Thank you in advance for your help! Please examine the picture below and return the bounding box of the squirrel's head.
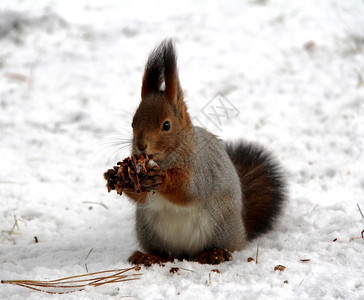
[132,40,193,163]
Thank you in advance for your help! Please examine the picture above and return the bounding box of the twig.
[298,278,305,287]
[82,201,108,210]
[350,229,364,242]
[1,267,142,294]
[350,236,363,242]
[84,248,93,273]
[6,215,26,236]
[357,203,364,219]
[311,204,319,213]
[85,248,94,260]
[179,267,195,272]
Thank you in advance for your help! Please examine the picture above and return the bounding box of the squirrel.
[119,39,286,266]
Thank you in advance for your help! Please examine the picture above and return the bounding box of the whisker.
[103,144,131,162]
[93,142,131,157]
[97,138,132,146]
[110,127,132,135]
[114,108,134,119]
[108,146,129,162]
[89,132,133,169]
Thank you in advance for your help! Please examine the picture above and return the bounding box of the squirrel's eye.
[162,121,171,131]
[131,122,134,128]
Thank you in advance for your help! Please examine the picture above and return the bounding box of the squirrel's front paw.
[141,167,165,191]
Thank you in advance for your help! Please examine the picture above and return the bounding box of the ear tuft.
[162,40,177,101]
[141,39,179,101]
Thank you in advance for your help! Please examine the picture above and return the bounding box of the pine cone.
[104,154,152,195]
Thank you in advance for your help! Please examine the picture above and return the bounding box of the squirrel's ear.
[141,45,163,99]
[141,39,181,102]
[162,40,179,102]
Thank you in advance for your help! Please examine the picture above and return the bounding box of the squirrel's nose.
[137,143,147,152]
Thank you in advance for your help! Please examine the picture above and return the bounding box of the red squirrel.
[119,40,286,266]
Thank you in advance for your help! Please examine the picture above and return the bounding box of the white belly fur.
[145,192,214,257]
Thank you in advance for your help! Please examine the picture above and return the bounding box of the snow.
[1,0,363,299]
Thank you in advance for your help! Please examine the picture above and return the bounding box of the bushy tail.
[225,141,286,240]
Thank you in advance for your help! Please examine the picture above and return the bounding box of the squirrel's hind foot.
[128,251,170,267]
[194,248,232,265]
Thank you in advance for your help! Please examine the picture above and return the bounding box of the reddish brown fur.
[158,168,192,206]
[130,40,194,208]
[132,93,192,163]
[123,191,148,204]
[164,66,176,101]
[141,77,150,100]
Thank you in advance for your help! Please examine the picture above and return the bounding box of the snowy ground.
[1,0,364,299]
